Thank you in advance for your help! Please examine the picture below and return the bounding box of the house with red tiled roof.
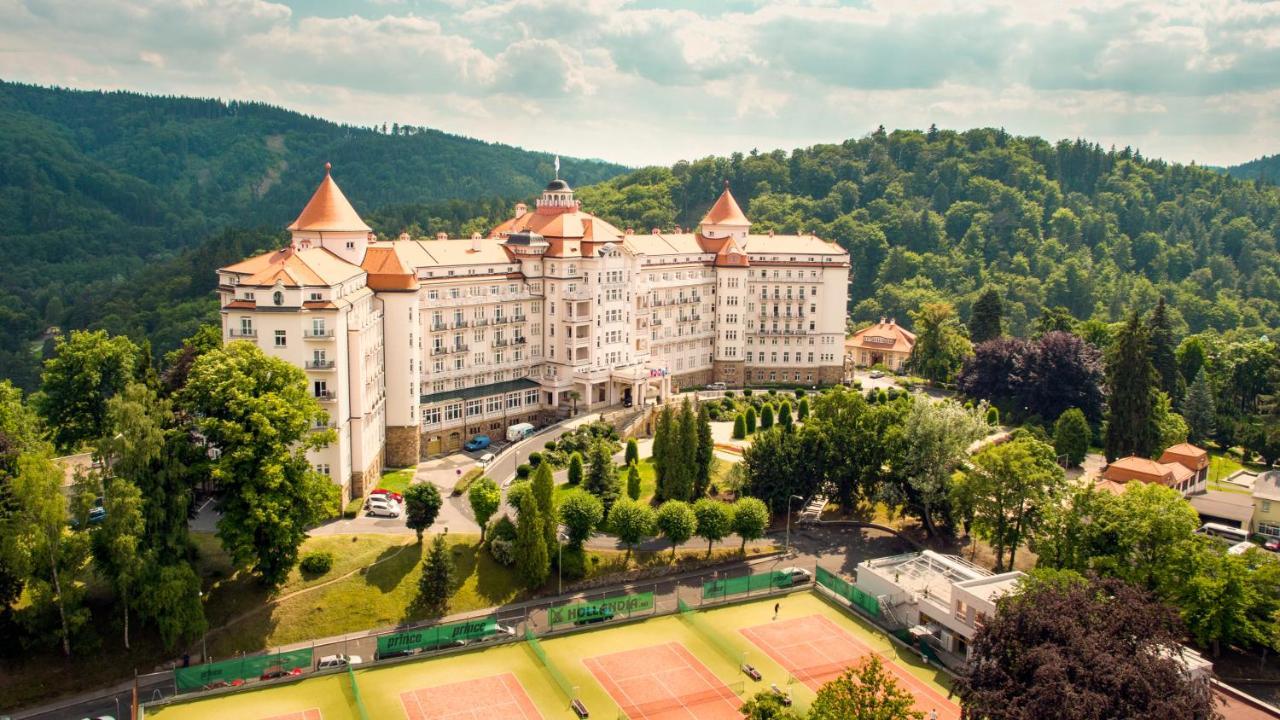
[1099,442,1209,497]
[845,318,916,374]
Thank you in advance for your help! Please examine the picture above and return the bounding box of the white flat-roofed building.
[218,167,850,497]
[854,550,1026,659]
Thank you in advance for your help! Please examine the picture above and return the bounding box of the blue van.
[464,435,491,451]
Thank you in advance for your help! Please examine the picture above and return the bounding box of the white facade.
[218,168,850,497]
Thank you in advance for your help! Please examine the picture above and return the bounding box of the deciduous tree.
[1053,408,1090,467]
[731,497,770,552]
[467,477,501,541]
[886,400,988,537]
[608,498,655,560]
[809,655,922,720]
[559,490,603,547]
[180,342,339,585]
[404,482,443,543]
[92,477,145,649]
[655,500,696,558]
[907,302,972,383]
[956,574,1216,720]
[36,330,141,451]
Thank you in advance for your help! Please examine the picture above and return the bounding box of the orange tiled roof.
[361,246,416,291]
[490,208,623,243]
[701,182,750,226]
[847,319,917,354]
[1105,456,1173,480]
[1159,443,1209,470]
[287,164,371,233]
[714,235,750,267]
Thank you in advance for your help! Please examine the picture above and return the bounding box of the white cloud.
[3,0,1279,166]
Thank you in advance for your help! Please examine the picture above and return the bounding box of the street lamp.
[556,528,569,595]
[785,495,804,555]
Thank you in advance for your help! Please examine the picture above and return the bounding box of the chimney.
[471,232,482,252]
[626,227,634,235]
[675,225,682,234]
[515,202,527,217]
[651,227,660,235]
[436,232,447,241]
[398,232,410,242]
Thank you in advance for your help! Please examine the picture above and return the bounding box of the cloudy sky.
[3,0,1279,167]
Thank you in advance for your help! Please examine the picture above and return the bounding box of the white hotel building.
[217,166,850,499]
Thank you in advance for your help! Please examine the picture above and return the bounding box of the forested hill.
[0,81,627,388]
[1226,153,1280,183]
[576,128,1280,339]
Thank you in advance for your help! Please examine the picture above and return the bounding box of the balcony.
[430,322,448,332]
[565,315,590,325]
[306,359,336,370]
[568,335,591,348]
[514,336,528,345]
[452,320,470,329]
[493,339,509,348]
[473,318,489,327]
[228,328,257,338]
[451,344,470,354]
[315,391,336,402]
[304,328,334,340]
[512,315,528,323]
[563,288,593,301]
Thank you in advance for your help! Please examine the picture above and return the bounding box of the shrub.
[299,551,334,576]
[720,397,735,410]
[515,463,532,479]
[724,390,735,398]
[795,388,806,399]
[451,467,483,496]
[567,452,585,485]
[486,514,517,545]
[528,451,543,467]
[745,407,758,433]
[489,538,516,566]
[559,545,588,581]
[544,440,557,451]
[743,389,753,397]
[732,415,747,440]
[986,406,1000,425]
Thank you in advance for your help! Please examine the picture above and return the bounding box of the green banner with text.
[376,616,499,657]
[547,591,654,628]
[174,648,313,692]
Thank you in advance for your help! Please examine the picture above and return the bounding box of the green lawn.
[553,456,732,508]
[376,466,416,494]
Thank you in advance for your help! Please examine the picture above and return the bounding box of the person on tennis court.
[773,602,780,620]
[929,709,938,720]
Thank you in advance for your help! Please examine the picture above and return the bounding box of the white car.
[778,567,813,585]
[365,498,401,518]
[478,452,495,467]
[317,654,363,669]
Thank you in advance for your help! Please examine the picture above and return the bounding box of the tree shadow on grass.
[365,541,423,594]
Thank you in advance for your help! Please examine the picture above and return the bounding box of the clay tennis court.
[398,673,543,720]
[584,642,742,720]
[260,712,321,720]
[741,614,960,720]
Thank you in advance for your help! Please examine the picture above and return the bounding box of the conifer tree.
[1105,311,1160,460]
[745,406,757,434]
[624,437,639,467]
[512,488,549,589]
[695,402,714,497]
[567,451,584,485]
[969,287,1004,344]
[626,461,642,500]
[652,405,674,499]
[797,397,809,421]
[1183,368,1216,445]
[415,534,454,615]
[584,440,620,511]
[778,401,793,431]
[669,397,698,500]
[733,414,747,439]
[531,462,557,558]
[761,403,775,430]
[1147,297,1182,399]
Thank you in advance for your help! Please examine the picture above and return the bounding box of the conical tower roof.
[287,163,371,233]
[700,181,750,227]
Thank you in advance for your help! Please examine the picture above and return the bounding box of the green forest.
[3,82,1279,395]
[0,81,627,388]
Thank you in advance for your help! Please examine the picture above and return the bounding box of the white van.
[506,422,535,442]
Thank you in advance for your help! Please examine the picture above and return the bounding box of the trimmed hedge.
[452,467,484,496]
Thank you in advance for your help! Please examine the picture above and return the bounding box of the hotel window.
[450,288,460,299]
[315,464,331,477]
[274,330,286,347]
[466,400,482,416]
[423,407,441,425]
[525,389,539,406]
[445,403,462,421]
[433,360,444,373]
[239,317,253,335]
[507,393,521,409]
[428,289,439,300]
[313,380,328,398]
[486,396,501,413]
[454,357,464,370]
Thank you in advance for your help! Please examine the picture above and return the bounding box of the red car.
[369,488,403,504]
[1264,538,1280,553]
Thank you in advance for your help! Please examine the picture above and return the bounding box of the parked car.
[369,488,403,504]
[777,567,813,585]
[259,665,295,680]
[317,654,363,669]
[574,607,615,626]
[869,370,885,379]
[478,452,495,467]
[464,434,491,451]
[707,382,727,391]
[365,498,401,518]
[1264,538,1280,552]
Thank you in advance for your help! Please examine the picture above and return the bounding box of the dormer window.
[309,292,322,301]
[273,291,284,306]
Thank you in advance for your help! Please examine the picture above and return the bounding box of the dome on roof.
[545,179,571,192]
